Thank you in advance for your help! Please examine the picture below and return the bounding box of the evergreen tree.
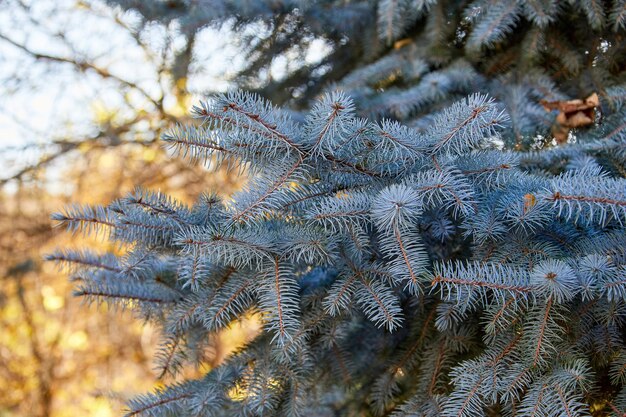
[52,1,626,416]
[106,0,626,149]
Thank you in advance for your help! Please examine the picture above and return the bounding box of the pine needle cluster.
[52,89,626,416]
[52,0,626,415]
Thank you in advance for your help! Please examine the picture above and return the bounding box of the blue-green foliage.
[54,0,626,415]
[51,88,626,416]
[106,0,626,151]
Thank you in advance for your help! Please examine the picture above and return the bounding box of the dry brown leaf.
[394,38,412,49]
[523,193,537,213]
[541,93,599,144]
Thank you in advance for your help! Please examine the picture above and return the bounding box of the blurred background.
[0,1,269,415]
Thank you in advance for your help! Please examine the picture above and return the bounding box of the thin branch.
[0,32,165,114]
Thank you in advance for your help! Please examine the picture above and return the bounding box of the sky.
[0,0,238,190]
[0,0,329,194]
[0,0,332,194]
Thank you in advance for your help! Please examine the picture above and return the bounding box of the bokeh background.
[0,1,296,415]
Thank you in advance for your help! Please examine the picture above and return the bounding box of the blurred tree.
[0,181,158,417]
[0,164,252,417]
[0,1,247,416]
[0,0,241,187]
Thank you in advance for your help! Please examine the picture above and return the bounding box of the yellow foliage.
[142,147,157,162]
[91,101,116,126]
[0,131,245,417]
[65,331,88,350]
[42,286,64,311]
